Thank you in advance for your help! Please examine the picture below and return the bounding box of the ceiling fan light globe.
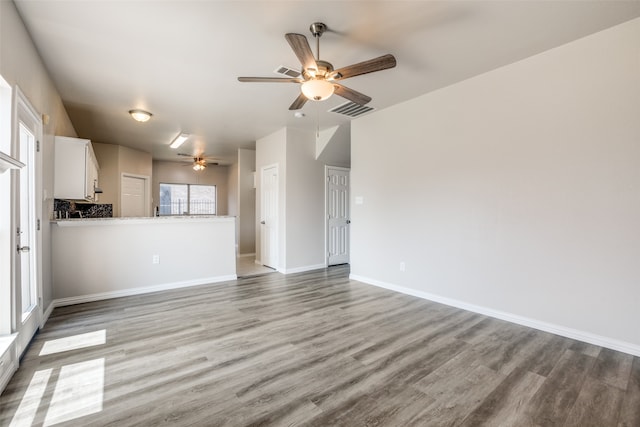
[301,79,334,101]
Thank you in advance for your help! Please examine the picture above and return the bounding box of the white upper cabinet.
[54,136,100,201]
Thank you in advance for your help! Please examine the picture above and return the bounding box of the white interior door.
[15,88,43,356]
[121,174,147,217]
[261,165,278,269]
[327,166,350,266]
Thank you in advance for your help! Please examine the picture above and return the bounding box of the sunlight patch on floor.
[39,330,106,356]
[9,368,52,427]
[43,358,104,426]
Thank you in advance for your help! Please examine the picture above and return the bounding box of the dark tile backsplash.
[54,199,113,219]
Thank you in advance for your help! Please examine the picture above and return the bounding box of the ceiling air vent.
[328,101,375,118]
[274,66,301,78]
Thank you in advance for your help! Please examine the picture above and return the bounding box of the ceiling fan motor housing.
[302,60,334,80]
[309,22,327,38]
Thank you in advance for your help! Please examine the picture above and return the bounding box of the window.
[159,183,216,215]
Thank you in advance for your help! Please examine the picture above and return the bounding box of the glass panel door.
[14,87,43,357]
[18,122,36,318]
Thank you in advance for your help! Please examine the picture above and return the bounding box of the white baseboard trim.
[52,275,238,308]
[238,253,256,258]
[350,274,640,358]
[282,264,327,275]
[41,301,55,328]
[254,259,262,265]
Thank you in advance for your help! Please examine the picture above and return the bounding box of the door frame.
[13,86,43,354]
[120,173,151,217]
[325,165,351,267]
[0,76,13,337]
[260,163,279,270]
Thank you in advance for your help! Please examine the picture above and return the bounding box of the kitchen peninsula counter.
[52,215,233,225]
[51,215,236,304]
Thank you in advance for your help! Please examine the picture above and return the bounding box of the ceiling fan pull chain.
[316,102,320,139]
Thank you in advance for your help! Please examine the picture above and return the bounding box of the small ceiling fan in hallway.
[238,22,397,110]
[177,152,219,171]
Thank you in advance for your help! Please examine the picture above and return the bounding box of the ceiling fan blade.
[333,84,372,105]
[178,153,217,159]
[330,54,397,80]
[238,77,302,83]
[289,92,308,110]
[285,33,318,73]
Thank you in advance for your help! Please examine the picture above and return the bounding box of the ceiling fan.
[238,22,397,110]
[177,153,219,171]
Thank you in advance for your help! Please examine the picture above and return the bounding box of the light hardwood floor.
[1,266,639,426]
[236,256,276,278]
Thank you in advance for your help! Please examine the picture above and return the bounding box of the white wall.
[237,148,256,255]
[285,128,325,271]
[351,18,640,354]
[316,123,351,168]
[52,217,236,301]
[1,1,77,310]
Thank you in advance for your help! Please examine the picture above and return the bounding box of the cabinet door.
[54,137,88,199]
[84,145,92,200]
[86,149,99,202]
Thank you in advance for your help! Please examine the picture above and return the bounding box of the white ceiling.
[13,1,640,164]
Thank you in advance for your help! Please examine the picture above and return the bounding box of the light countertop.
[52,215,235,227]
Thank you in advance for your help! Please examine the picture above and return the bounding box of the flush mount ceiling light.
[169,133,190,149]
[128,109,152,122]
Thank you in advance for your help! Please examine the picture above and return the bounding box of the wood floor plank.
[563,379,624,427]
[515,333,572,377]
[459,367,546,426]
[619,357,640,427]
[590,347,634,390]
[569,339,602,358]
[525,349,597,426]
[409,364,505,426]
[1,265,639,426]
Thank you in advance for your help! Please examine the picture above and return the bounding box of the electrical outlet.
[400,262,406,272]
[152,255,160,264]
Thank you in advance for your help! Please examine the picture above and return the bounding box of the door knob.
[17,245,30,253]
[260,221,266,224]
[346,220,351,224]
